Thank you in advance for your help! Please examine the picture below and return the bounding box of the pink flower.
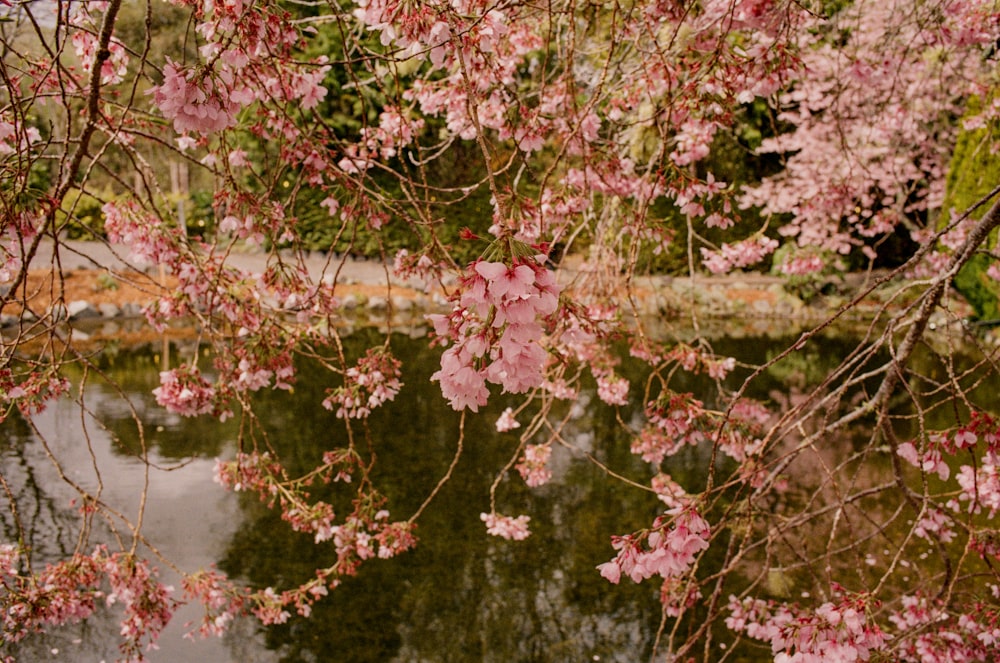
[323,349,403,419]
[153,366,216,417]
[596,372,629,405]
[598,507,710,586]
[0,543,19,577]
[597,560,621,584]
[149,61,239,134]
[430,257,561,411]
[515,444,553,487]
[431,346,490,412]
[480,512,531,540]
[495,407,521,432]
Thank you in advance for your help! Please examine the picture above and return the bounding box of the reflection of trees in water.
[80,342,234,460]
[723,329,1000,643]
[7,328,997,661]
[219,333,670,662]
[1,406,134,662]
[0,411,82,561]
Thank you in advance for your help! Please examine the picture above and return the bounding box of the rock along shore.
[1,240,940,332]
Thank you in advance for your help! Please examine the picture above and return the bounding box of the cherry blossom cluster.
[0,369,70,422]
[480,512,532,541]
[152,365,218,417]
[494,407,521,432]
[206,448,420,628]
[740,0,1000,262]
[103,554,178,658]
[700,236,780,275]
[665,343,738,381]
[213,451,414,560]
[552,307,629,406]
[596,506,710,586]
[0,545,17,578]
[0,117,41,157]
[69,4,128,86]
[716,399,772,464]
[338,108,425,174]
[957,452,1000,517]
[1,546,101,645]
[150,59,243,134]
[651,474,691,509]
[726,588,886,662]
[148,0,329,135]
[895,412,1000,518]
[322,348,403,420]
[913,508,956,543]
[392,249,439,289]
[184,537,409,634]
[896,437,952,482]
[515,444,553,488]
[104,198,321,415]
[0,215,27,285]
[0,545,177,661]
[181,569,248,639]
[632,392,709,464]
[888,594,1000,661]
[102,201,181,268]
[777,250,830,277]
[428,256,561,412]
[659,576,702,617]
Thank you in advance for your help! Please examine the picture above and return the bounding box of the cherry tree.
[2,0,1000,660]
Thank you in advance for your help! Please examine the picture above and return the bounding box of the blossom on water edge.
[515,444,553,487]
[153,366,216,417]
[495,407,520,432]
[480,512,531,540]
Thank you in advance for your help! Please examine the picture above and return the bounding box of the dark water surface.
[2,326,991,662]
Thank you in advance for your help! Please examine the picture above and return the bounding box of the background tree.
[2,0,1000,661]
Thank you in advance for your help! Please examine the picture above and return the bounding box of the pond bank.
[1,240,970,329]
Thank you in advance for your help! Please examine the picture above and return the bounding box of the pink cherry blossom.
[153,366,217,417]
[481,512,531,540]
[430,255,561,410]
[149,61,239,134]
[495,407,520,432]
[515,444,553,487]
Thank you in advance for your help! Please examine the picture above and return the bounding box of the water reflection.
[3,327,996,661]
[219,331,667,662]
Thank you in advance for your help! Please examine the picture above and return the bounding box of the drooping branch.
[870,186,1000,416]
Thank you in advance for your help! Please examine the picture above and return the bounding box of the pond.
[1,324,993,662]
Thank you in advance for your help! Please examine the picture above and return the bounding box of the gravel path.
[32,239,403,287]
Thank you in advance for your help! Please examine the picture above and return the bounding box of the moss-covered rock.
[940,96,1000,321]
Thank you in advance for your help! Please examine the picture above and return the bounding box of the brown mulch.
[3,268,429,317]
[2,268,174,315]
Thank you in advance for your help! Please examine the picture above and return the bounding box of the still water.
[0,325,982,662]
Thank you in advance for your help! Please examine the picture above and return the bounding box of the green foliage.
[186,190,216,237]
[954,253,1000,321]
[57,188,109,239]
[95,272,119,292]
[291,140,497,263]
[940,96,1000,321]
